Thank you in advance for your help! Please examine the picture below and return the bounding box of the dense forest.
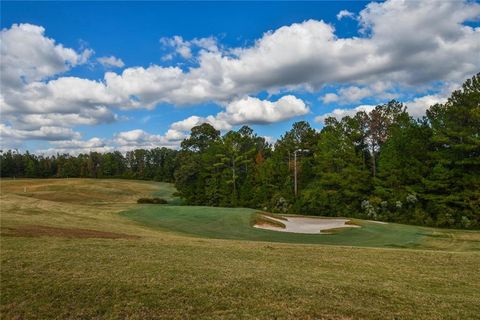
[0,147,178,182]
[2,74,479,229]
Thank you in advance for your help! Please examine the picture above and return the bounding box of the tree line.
[0,148,177,182]
[1,74,479,228]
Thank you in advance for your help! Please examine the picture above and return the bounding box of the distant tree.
[181,123,220,152]
[366,100,407,177]
[175,123,221,204]
[375,117,432,223]
[300,117,370,216]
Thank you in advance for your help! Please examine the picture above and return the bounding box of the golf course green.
[122,204,480,251]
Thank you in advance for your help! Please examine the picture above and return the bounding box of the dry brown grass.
[0,179,171,237]
[0,178,160,204]
[1,178,479,320]
[2,225,140,239]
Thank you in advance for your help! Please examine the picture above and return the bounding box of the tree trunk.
[371,146,376,178]
[232,158,237,200]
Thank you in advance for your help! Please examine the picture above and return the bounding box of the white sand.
[254,215,360,234]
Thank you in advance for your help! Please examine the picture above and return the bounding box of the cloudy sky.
[1,1,479,154]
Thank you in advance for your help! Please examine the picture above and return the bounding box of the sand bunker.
[254,215,360,234]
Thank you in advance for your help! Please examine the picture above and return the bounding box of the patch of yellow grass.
[0,178,161,204]
[0,179,173,238]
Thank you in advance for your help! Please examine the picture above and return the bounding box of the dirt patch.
[254,215,286,229]
[257,211,288,221]
[2,225,140,239]
[345,220,362,226]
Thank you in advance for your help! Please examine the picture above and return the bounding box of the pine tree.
[424,73,480,227]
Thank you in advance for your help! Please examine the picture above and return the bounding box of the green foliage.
[422,74,480,228]
[172,75,479,229]
[299,116,371,216]
[2,74,479,229]
[174,124,271,207]
[0,147,177,182]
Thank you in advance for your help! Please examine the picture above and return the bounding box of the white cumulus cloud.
[337,10,355,20]
[315,105,375,123]
[216,95,309,125]
[2,0,480,153]
[0,123,81,141]
[1,23,92,89]
[170,95,309,132]
[160,35,219,60]
[35,0,478,110]
[321,82,398,105]
[97,55,125,68]
[113,129,186,149]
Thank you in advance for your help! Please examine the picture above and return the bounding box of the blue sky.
[1,1,479,154]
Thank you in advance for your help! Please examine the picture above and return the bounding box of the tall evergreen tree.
[424,73,480,227]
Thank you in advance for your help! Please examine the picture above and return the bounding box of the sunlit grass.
[1,178,479,319]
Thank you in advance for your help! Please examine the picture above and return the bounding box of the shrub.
[272,195,289,213]
[406,194,418,204]
[137,197,168,204]
[361,200,377,219]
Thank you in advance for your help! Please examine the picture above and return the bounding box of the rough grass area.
[2,225,140,239]
[1,178,480,319]
[0,178,167,205]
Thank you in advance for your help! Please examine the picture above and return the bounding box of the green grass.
[1,179,480,319]
[122,205,480,251]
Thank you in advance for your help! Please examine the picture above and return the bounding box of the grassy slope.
[1,179,480,320]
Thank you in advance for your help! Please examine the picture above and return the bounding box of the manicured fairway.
[1,179,479,319]
[123,205,480,251]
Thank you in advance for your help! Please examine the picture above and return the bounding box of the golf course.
[1,178,479,319]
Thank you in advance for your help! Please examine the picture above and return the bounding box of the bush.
[270,194,289,213]
[137,197,168,204]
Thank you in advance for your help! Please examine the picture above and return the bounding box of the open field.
[1,179,480,319]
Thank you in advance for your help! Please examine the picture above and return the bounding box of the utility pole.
[294,150,298,197]
[293,149,309,198]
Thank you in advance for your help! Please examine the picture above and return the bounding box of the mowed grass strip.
[1,179,480,319]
